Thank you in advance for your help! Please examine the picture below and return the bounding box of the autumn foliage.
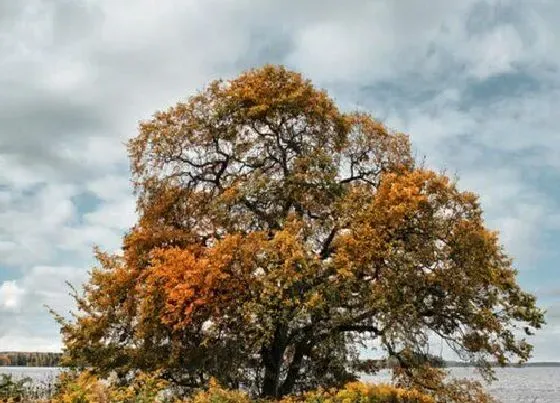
[56,65,544,400]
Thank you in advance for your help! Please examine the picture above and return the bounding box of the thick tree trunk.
[262,362,281,398]
[278,341,308,397]
[261,325,288,398]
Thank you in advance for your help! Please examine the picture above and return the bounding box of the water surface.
[364,367,559,403]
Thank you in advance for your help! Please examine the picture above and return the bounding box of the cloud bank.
[0,0,558,360]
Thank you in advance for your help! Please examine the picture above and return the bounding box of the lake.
[365,368,559,403]
[1,367,558,402]
[0,366,61,382]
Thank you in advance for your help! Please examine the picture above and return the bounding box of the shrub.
[280,382,434,403]
[186,378,252,403]
[51,372,489,403]
[108,370,169,403]
[184,380,433,403]
[53,370,170,403]
[0,373,32,401]
[54,371,110,403]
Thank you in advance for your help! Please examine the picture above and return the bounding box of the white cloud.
[0,154,52,190]
[83,198,136,231]
[21,265,88,313]
[56,136,129,169]
[0,265,89,348]
[0,334,62,352]
[86,175,131,201]
[286,1,479,83]
[466,24,525,80]
[0,0,558,360]
[0,184,78,266]
[0,281,24,310]
[41,58,90,93]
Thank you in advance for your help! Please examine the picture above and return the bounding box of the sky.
[0,0,559,360]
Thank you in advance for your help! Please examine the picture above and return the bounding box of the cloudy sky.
[0,0,559,360]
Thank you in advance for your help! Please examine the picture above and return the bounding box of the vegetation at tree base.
[0,373,31,400]
[0,352,61,367]
[53,65,544,401]
[187,378,439,402]
[0,369,500,402]
[7,371,489,402]
[51,370,170,403]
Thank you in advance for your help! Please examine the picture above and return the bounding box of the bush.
[53,370,170,403]
[51,372,489,403]
[54,371,110,403]
[184,380,433,403]
[0,373,32,401]
[186,378,252,403]
[108,371,170,403]
[280,382,434,403]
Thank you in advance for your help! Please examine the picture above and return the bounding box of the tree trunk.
[261,325,288,398]
[278,341,308,397]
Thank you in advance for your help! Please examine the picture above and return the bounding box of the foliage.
[281,381,434,403]
[55,64,545,399]
[186,378,252,403]
[14,373,435,403]
[185,380,434,403]
[54,371,110,403]
[0,373,31,401]
[53,370,170,403]
[109,370,170,403]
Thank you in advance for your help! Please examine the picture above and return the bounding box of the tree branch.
[319,227,337,259]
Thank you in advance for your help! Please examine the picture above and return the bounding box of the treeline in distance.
[0,352,61,367]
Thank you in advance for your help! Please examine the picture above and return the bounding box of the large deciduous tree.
[57,65,544,399]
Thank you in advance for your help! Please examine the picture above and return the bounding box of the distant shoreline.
[445,362,560,368]
[0,365,62,368]
[0,352,61,368]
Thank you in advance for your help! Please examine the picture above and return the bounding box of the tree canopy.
[57,65,544,399]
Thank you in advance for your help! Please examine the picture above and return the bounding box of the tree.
[56,65,544,399]
[0,355,10,366]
